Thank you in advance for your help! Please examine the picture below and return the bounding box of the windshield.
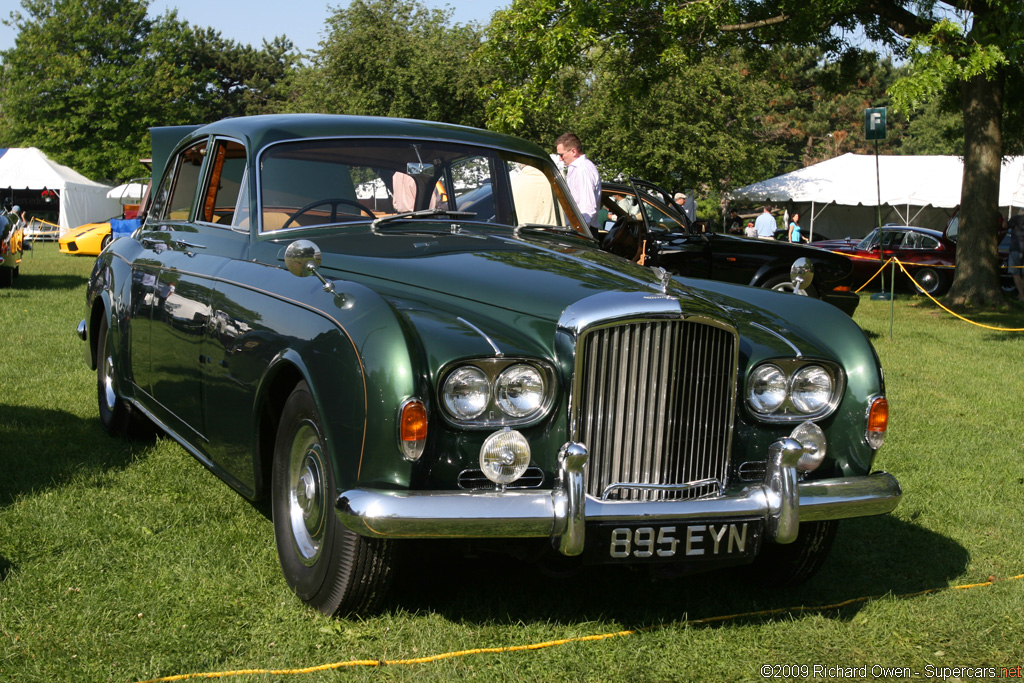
[258,139,580,233]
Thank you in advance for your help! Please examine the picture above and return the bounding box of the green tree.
[484,0,1024,306]
[0,0,300,183]
[294,0,490,127]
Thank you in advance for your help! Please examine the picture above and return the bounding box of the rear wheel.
[272,381,393,615]
[747,520,837,587]
[0,268,12,287]
[97,316,133,435]
[911,267,946,296]
[101,233,112,251]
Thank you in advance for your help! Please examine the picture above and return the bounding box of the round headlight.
[790,366,833,414]
[494,364,545,418]
[479,429,531,485]
[790,420,827,471]
[749,364,787,413]
[443,366,490,419]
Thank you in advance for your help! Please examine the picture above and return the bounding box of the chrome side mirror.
[789,257,814,295]
[285,240,335,293]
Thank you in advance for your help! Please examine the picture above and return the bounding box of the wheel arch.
[252,354,316,503]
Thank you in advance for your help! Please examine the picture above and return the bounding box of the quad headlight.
[746,361,843,422]
[440,359,555,426]
[443,366,490,420]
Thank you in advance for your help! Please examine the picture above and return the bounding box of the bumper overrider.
[336,438,902,556]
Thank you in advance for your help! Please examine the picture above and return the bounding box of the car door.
[134,137,249,448]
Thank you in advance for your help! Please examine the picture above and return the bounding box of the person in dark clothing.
[1009,211,1024,301]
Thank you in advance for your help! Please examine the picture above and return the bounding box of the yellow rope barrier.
[891,259,1024,331]
[824,251,1024,332]
[134,572,1024,682]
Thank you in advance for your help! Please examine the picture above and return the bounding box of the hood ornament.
[651,266,671,294]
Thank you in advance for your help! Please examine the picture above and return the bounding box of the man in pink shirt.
[555,132,601,235]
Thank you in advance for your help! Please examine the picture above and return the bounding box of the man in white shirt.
[754,205,778,240]
[555,132,601,235]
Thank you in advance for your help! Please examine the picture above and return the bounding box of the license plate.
[590,519,762,564]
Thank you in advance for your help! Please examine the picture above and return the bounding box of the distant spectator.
[726,209,743,234]
[754,205,777,240]
[744,220,758,238]
[787,212,802,243]
[1009,210,1024,301]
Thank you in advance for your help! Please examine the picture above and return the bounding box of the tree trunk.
[946,68,1004,307]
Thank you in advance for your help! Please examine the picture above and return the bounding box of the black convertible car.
[599,180,860,316]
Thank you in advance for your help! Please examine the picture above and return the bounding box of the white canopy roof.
[0,147,121,231]
[731,153,1024,211]
[106,182,147,201]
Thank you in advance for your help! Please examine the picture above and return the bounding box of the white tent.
[0,147,121,232]
[730,153,1024,240]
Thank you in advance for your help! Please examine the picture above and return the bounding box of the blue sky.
[0,0,510,54]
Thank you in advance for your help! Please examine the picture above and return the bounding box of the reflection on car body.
[80,114,900,615]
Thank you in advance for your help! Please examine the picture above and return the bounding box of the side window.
[197,139,246,226]
[160,141,207,221]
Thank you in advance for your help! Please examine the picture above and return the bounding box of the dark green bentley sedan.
[80,114,900,615]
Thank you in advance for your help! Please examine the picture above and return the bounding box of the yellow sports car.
[59,219,113,255]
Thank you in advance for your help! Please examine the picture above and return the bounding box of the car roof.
[173,114,549,161]
[877,224,944,238]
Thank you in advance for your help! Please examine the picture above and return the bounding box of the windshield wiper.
[371,208,477,230]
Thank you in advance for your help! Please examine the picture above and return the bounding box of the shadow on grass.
[385,513,966,630]
[0,403,145,509]
[0,555,13,582]
[5,273,88,291]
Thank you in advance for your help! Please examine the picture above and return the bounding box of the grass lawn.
[2,243,1023,682]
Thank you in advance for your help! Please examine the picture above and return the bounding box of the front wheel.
[746,520,837,587]
[272,381,393,615]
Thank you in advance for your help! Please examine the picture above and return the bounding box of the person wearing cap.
[674,191,697,223]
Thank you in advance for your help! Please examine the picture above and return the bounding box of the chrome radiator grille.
[573,318,737,501]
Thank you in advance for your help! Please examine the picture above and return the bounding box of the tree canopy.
[291,0,490,128]
[0,0,299,182]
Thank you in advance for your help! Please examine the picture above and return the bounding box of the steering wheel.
[281,198,374,229]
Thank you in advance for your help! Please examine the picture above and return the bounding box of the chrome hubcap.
[288,422,326,565]
[103,355,117,411]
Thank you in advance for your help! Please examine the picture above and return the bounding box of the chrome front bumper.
[335,439,902,556]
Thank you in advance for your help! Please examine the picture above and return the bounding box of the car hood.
[293,226,730,324]
[63,222,109,239]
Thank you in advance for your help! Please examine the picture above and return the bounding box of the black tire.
[101,233,112,251]
[747,520,837,587]
[910,267,946,296]
[0,267,12,288]
[762,273,819,299]
[272,381,393,615]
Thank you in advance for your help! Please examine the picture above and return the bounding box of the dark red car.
[812,224,957,295]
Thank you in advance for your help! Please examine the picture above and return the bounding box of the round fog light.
[479,429,530,485]
[790,421,827,472]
